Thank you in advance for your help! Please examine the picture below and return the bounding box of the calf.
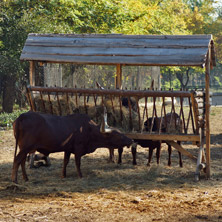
[27,152,51,168]
[12,111,133,183]
[142,114,183,167]
[117,114,183,167]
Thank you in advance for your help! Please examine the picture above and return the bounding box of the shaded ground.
[0,107,222,222]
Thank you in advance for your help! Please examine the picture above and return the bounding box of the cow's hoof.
[133,161,137,165]
[61,173,66,178]
[12,180,18,184]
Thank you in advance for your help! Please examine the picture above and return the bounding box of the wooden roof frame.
[20,33,216,179]
[21,33,216,67]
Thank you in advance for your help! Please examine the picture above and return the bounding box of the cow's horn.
[100,107,112,133]
[100,117,105,132]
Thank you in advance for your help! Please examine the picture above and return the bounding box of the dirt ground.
[0,107,222,222]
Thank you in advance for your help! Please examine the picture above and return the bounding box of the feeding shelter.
[20,33,216,180]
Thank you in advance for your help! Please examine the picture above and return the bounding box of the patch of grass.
[0,109,28,128]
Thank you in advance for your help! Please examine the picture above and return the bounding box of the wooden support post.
[166,140,197,161]
[29,61,35,86]
[205,50,211,179]
[116,64,122,89]
[195,124,205,181]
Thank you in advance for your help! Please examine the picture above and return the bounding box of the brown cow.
[12,111,133,183]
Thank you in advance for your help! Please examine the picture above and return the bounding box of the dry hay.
[0,107,222,221]
[104,97,142,132]
[34,95,143,132]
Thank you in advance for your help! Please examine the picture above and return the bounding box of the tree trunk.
[2,74,16,113]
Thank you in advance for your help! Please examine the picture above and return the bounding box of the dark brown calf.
[117,114,183,167]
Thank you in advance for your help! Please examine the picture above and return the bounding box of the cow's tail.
[13,119,20,163]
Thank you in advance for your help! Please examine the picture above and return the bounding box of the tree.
[0,0,128,112]
[0,1,33,112]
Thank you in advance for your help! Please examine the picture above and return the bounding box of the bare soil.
[0,107,222,222]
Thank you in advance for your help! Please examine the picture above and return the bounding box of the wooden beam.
[166,140,197,161]
[125,133,200,142]
[116,64,122,89]
[20,54,206,67]
[29,61,35,86]
[27,85,192,98]
[205,50,211,179]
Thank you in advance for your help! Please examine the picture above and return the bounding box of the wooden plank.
[20,54,206,66]
[125,133,200,142]
[25,38,211,49]
[26,35,209,42]
[22,45,208,57]
[28,33,212,39]
[27,85,192,98]
[166,140,197,161]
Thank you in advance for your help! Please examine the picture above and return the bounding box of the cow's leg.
[117,147,123,164]
[62,152,71,178]
[147,148,154,166]
[131,144,137,165]
[177,141,183,167]
[29,153,35,169]
[108,148,115,163]
[168,144,172,166]
[21,155,28,181]
[156,145,161,165]
[12,149,30,183]
[75,155,82,178]
[41,154,51,167]
[45,155,51,167]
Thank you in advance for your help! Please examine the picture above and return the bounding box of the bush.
[0,109,28,129]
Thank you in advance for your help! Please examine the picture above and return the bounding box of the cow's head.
[144,117,159,132]
[102,130,133,149]
[100,107,133,148]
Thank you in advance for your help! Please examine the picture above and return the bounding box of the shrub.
[0,109,28,129]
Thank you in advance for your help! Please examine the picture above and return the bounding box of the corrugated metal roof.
[20,33,216,67]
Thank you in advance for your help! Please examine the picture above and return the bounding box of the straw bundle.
[33,94,142,132]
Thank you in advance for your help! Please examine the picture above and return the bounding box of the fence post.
[205,49,211,179]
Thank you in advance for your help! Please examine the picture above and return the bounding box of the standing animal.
[143,114,183,167]
[117,114,183,167]
[12,111,133,183]
[96,81,137,162]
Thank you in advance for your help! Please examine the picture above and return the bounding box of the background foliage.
[0,0,222,112]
